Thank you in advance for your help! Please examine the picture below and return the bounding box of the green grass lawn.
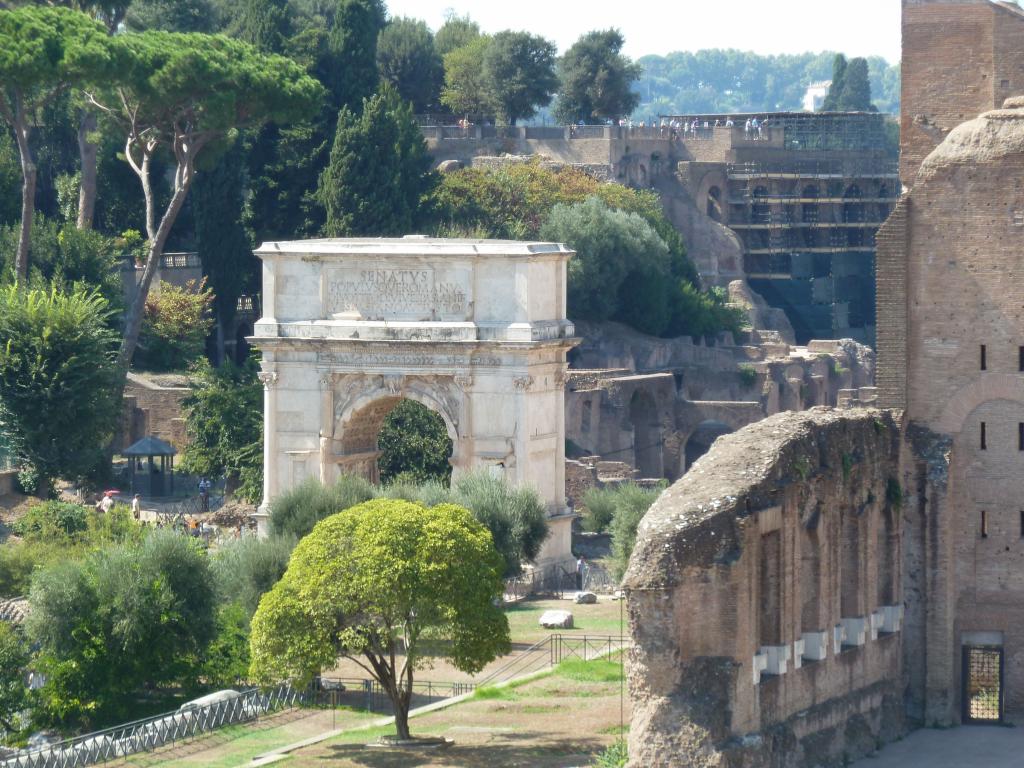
[283,656,629,767]
[504,598,627,644]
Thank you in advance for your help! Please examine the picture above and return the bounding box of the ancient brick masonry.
[900,0,1024,183]
[878,91,1024,723]
[624,409,910,767]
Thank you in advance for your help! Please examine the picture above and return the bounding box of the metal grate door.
[962,645,1004,723]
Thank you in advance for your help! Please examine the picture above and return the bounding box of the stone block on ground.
[539,610,574,629]
[574,591,598,604]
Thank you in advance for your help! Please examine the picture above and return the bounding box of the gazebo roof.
[123,435,177,457]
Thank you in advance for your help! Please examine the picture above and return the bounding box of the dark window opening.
[981,344,987,371]
[1019,511,1023,538]
[981,422,987,450]
[1019,346,1023,372]
[982,510,989,538]
[1019,423,1023,451]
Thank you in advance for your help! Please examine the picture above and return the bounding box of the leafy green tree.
[0,6,112,282]
[0,622,28,736]
[243,0,385,243]
[85,31,322,375]
[0,285,119,495]
[134,279,214,372]
[634,50,898,117]
[27,530,217,729]
[822,53,847,111]
[318,86,435,236]
[837,57,874,112]
[227,0,291,52]
[483,31,557,125]
[0,215,125,310]
[540,196,669,326]
[554,29,641,124]
[440,36,494,120]
[433,11,479,57]
[192,144,257,364]
[125,0,220,32]
[291,0,385,111]
[376,17,443,113]
[180,358,264,502]
[250,499,510,740]
[378,400,452,486]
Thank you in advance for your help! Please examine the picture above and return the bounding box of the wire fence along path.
[0,684,302,768]
[0,634,627,768]
[474,633,627,689]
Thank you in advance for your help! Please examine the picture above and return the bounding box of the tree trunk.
[77,111,98,230]
[392,691,412,740]
[12,116,35,284]
[119,181,191,370]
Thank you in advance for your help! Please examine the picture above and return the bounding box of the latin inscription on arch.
[327,266,468,320]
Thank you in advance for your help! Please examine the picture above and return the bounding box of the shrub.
[594,739,628,768]
[0,540,70,599]
[608,483,664,581]
[211,534,296,617]
[581,487,617,533]
[451,471,548,577]
[269,475,375,539]
[738,365,758,388]
[12,501,88,540]
[133,279,214,372]
[28,530,217,730]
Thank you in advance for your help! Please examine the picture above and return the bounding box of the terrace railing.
[0,683,302,768]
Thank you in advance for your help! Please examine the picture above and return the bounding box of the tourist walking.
[575,555,587,590]
[131,493,141,520]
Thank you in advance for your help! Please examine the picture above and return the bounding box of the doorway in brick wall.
[962,645,1004,723]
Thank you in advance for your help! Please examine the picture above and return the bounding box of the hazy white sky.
[383,0,902,64]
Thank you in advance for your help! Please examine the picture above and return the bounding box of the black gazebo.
[124,436,176,497]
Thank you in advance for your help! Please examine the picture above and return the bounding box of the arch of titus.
[250,236,578,566]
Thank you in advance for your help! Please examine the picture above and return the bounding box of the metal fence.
[474,633,626,689]
[313,677,476,715]
[0,684,302,768]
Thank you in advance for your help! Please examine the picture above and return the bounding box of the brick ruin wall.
[115,376,190,453]
[623,409,913,767]
[900,0,1024,183]
[885,96,1024,723]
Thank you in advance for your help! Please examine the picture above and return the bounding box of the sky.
[382,0,902,64]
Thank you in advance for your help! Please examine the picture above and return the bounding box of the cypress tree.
[230,0,291,54]
[193,144,258,364]
[317,87,435,237]
[821,54,847,111]
[837,57,874,111]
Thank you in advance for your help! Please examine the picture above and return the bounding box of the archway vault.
[251,236,579,567]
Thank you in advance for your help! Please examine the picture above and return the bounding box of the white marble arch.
[250,236,579,567]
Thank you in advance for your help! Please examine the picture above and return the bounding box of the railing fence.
[0,683,301,768]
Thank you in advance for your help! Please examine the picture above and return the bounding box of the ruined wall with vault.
[624,408,908,768]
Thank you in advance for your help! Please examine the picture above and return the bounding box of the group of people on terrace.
[568,115,773,141]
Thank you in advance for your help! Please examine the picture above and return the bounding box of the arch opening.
[707,185,723,221]
[339,396,454,487]
[630,390,663,479]
[684,420,732,471]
